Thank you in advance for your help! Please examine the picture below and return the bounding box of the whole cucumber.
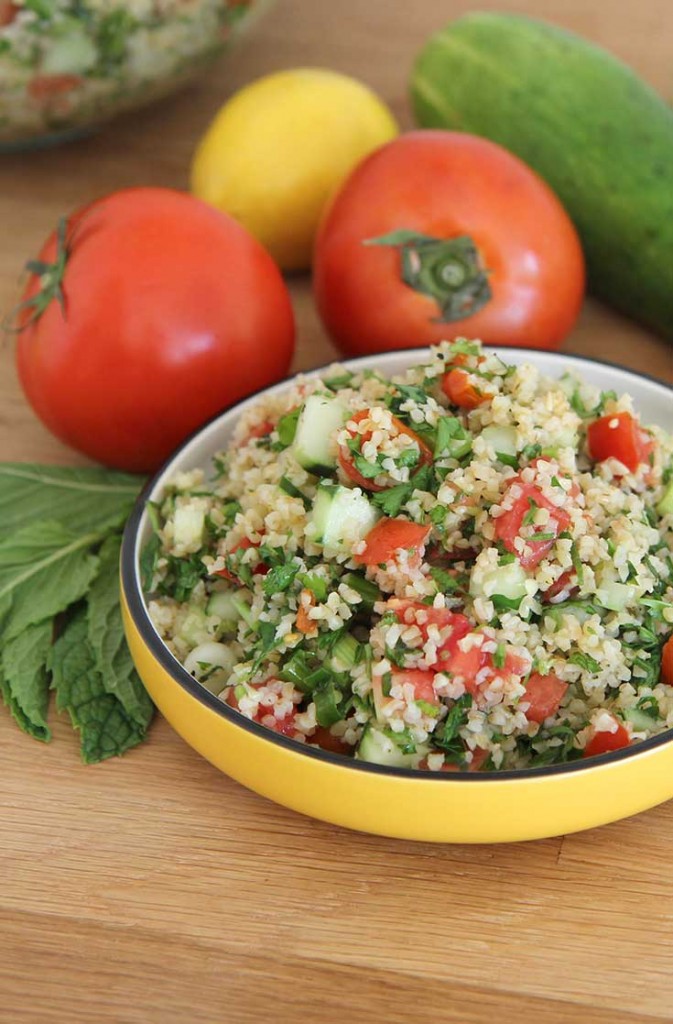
[411,13,673,340]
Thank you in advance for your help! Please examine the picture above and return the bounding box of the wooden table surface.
[2,2,673,1021]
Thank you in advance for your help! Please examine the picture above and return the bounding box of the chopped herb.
[636,695,660,718]
[429,566,460,594]
[298,573,328,602]
[371,464,432,517]
[433,694,472,754]
[324,371,354,391]
[353,454,385,480]
[395,447,420,469]
[221,500,241,526]
[381,672,392,697]
[262,561,299,597]
[314,681,343,727]
[570,541,585,586]
[493,643,506,669]
[249,620,279,676]
[434,416,472,460]
[276,407,301,448]
[384,726,417,755]
[492,594,523,614]
[521,443,542,461]
[279,476,310,508]
[569,651,601,673]
[522,498,539,527]
[416,699,440,717]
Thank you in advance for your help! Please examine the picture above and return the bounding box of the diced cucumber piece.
[355,725,429,767]
[308,484,380,550]
[329,632,361,672]
[42,26,98,75]
[657,480,673,517]
[232,591,256,628]
[177,608,211,648]
[472,560,527,602]
[481,425,518,463]
[206,590,239,631]
[622,706,658,731]
[183,641,237,692]
[172,504,205,551]
[292,394,347,475]
[596,580,637,612]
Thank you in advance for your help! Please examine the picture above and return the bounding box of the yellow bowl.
[121,348,673,843]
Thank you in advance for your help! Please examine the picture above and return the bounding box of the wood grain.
[1,2,673,1022]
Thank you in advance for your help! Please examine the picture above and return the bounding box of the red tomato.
[245,419,275,442]
[583,716,631,759]
[587,412,654,474]
[391,669,440,705]
[0,1,18,25]
[494,482,570,570]
[214,537,267,583]
[339,409,432,491]
[314,131,584,355]
[15,189,295,472]
[441,368,492,409]
[661,636,673,686]
[355,518,431,566]
[543,571,579,604]
[28,74,82,100]
[522,673,568,724]
[308,727,352,756]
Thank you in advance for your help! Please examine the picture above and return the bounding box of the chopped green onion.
[279,476,310,508]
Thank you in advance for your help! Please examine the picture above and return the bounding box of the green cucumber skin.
[411,13,673,340]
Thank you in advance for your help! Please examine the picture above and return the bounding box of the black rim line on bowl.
[121,347,673,781]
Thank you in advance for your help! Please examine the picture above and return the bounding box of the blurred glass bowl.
[0,0,271,151]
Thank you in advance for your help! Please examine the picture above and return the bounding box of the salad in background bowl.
[0,0,270,150]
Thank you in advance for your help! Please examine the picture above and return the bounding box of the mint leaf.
[87,536,154,732]
[49,610,147,764]
[0,521,100,641]
[0,463,141,535]
[0,620,52,741]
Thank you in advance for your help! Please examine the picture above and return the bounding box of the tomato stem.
[364,229,492,322]
[3,217,69,333]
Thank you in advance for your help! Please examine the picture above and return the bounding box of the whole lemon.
[190,68,398,270]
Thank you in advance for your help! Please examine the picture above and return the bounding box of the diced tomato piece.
[427,541,478,565]
[261,710,299,737]
[543,570,579,604]
[587,412,654,474]
[522,673,568,723]
[245,418,274,441]
[214,536,268,583]
[28,74,82,101]
[355,517,431,566]
[441,368,492,410]
[391,668,439,705]
[494,481,570,570]
[0,1,18,25]
[308,727,351,756]
[583,715,630,758]
[296,589,317,634]
[339,409,432,491]
[661,636,673,686]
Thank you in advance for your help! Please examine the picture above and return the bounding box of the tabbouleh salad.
[144,340,673,772]
[0,0,256,145]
